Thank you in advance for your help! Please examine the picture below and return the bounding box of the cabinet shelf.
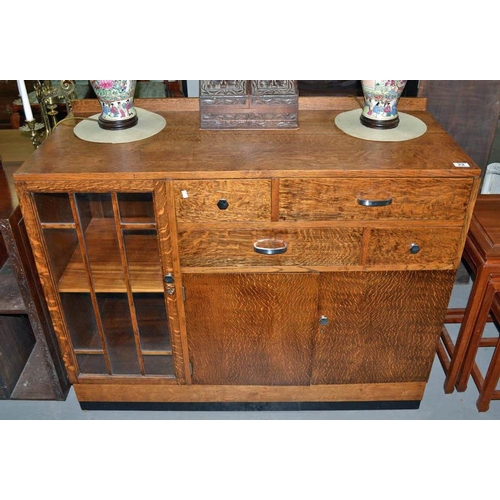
[56,218,163,293]
[0,257,27,314]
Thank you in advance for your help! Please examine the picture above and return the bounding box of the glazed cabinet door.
[311,270,456,385]
[32,189,181,380]
[183,272,319,385]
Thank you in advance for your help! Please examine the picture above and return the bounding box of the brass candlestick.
[24,119,42,149]
[34,80,75,137]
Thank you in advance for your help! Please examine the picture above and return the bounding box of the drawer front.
[279,178,473,221]
[366,227,462,267]
[177,228,363,268]
[173,179,271,222]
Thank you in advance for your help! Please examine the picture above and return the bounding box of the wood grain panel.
[184,273,319,385]
[155,180,191,384]
[74,380,426,403]
[15,105,481,182]
[312,270,455,384]
[365,227,462,268]
[173,179,271,222]
[70,96,427,115]
[178,228,363,268]
[279,178,474,221]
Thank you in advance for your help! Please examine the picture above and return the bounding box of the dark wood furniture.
[14,96,481,410]
[0,158,69,399]
[438,195,500,411]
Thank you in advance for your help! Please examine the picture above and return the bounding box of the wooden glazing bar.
[120,222,157,230]
[142,350,172,356]
[111,193,145,376]
[69,193,112,376]
[74,349,104,355]
[40,222,76,230]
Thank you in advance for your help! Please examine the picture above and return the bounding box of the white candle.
[17,80,34,122]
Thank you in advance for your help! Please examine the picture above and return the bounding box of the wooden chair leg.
[476,337,500,412]
[444,268,490,393]
[457,283,497,392]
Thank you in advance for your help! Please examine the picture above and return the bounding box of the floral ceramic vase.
[90,80,138,130]
[360,80,407,129]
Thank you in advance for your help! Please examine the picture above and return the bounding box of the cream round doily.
[335,109,427,142]
[73,108,166,144]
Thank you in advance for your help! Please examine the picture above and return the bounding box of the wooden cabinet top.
[14,97,481,182]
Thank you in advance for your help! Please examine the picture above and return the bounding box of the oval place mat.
[74,108,166,144]
[335,109,427,142]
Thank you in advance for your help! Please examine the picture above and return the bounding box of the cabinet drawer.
[279,178,473,221]
[178,228,363,268]
[365,227,462,267]
[173,179,271,222]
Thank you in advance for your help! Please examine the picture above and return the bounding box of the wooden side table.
[437,194,500,411]
[0,159,69,399]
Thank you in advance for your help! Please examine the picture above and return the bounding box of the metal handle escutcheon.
[253,238,288,255]
[357,197,393,207]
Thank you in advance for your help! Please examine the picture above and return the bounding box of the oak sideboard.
[13,97,481,410]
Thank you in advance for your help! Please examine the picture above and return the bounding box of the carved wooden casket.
[199,80,298,129]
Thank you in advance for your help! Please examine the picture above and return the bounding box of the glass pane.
[118,193,155,224]
[135,293,171,351]
[143,355,175,376]
[34,193,74,223]
[97,293,141,375]
[43,228,81,286]
[75,193,113,222]
[123,230,162,292]
[60,293,101,350]
[77,354,107,375]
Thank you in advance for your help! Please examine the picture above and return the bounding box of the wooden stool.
[437,194,500,411]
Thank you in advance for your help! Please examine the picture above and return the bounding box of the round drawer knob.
[217,199,229,210]
[319,315,329,326]
[409,243,421,254]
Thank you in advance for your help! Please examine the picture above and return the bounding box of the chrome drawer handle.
[357,197,393,207]
[253,238,288,255]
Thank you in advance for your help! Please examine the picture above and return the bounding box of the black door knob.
[217,199,229,210]
[409,243,421,254]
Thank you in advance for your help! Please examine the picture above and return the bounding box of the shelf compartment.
[61,292,172,377]
[0,257,27,314]
[117,193,155,224]
[53,219,162,293]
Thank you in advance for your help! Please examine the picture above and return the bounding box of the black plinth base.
[360,114,400,130]
[98,115,138,130]
[80,400,421,412]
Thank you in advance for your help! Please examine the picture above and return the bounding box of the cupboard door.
[183,273,319,385]
[35,191,176,378]
[311,270,455,385]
